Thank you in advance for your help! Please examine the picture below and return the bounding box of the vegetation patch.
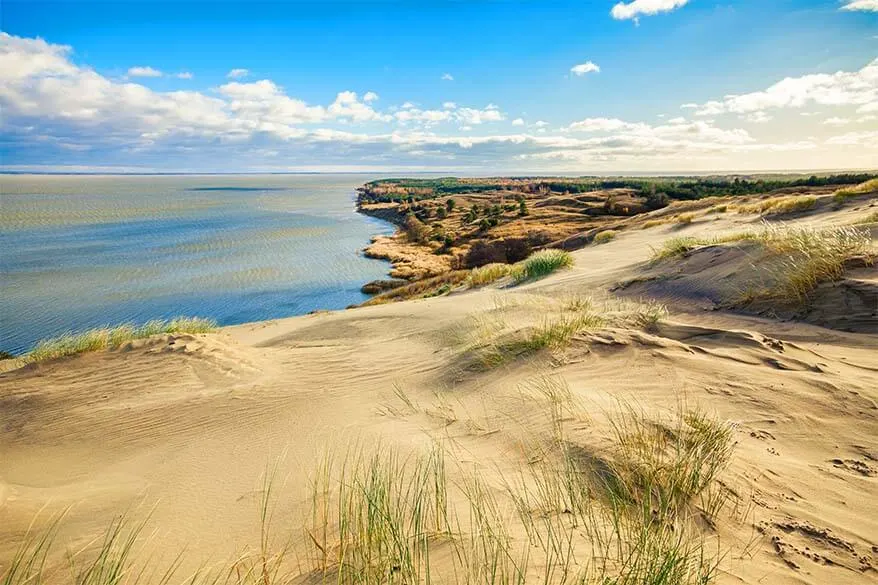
[467,262,513,287]
[25,317,217,363]
[736,195,817,215]
[361,270,470,306]
[834,178,878,203]
[593,229,618,244]
[511,249,573,283]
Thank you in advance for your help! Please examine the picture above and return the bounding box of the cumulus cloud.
[840,0,878,11]
[227,68,249,79]
[611,0,689,21]
[570,61,600,76]
[692,58,878,116]
[2,32,875,172]
[441,73,454,81]
[127,66,162,78]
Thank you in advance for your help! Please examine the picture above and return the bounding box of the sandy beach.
[2,187,876,584]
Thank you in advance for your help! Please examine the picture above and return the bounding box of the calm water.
[0,174,396,355]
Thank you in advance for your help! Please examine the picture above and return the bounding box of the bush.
[468,263,513,287]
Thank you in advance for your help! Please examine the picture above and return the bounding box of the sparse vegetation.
[361,270,470,306]
[593,229,618,244]
[7,391,736,585]
[651,224,873,306]
[512,249,573,283]
[467,262,513,287]
[736,195,816,215]
[833,178,878,203]
[24,317,217,363]
[854,210,878,225]
[675,212,696,224]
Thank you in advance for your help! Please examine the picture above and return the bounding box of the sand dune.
[2,198,877,584]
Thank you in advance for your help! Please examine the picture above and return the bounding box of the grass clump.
[467,263,512,287]
[361,271,470,306]
[834,178,878,202]
[737,196,816,215]
[755,224,872,304]
[511,249,573,283]
[854,210,878,225]
[593,230,618,244]
[25,317,217,363]
[675,212,696,224]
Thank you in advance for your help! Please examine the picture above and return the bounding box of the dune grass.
[6,394,738,585]
[511,249,573,284]
[361,270,470,305]
[651,224,873,305]
[854,210,878,225]
[735,195,817,215]
[593,230,618,245]
[675,212,696,224]
[24,317,217,363]
[834,178,878,202]
[467,262,513,287]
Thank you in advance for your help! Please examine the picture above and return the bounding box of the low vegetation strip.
[25,317,217,363]
[6,398,737,585]
[650,224,873,306]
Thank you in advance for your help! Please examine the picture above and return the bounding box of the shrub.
[676,212,696,224]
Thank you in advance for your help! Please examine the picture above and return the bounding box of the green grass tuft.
[593,230,619,244]
[25,317,217,363]
[511,249,573,283]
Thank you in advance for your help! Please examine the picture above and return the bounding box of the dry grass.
[735,196,816,216]
[651,224,873,305]
[675,213,696,224]
[593,230,618,244]
[467,263,513,287]
[454,298,668,369]
[834,178,878,203]
[854,210,878,225]
[25,317,217,363]
[361,270,470,306]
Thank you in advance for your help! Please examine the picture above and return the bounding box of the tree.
[446,198,456,211]
[518,199,529,216]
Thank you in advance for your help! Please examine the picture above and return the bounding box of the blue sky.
[1,0,876,173]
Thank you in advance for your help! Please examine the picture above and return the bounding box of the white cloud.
[680,103,698,109]
[840,0,878,11]
[363,91,379,102]
[611,0,689,20]
[823,116,851,126]
[441,73,454,81]
[570,61,600,76]
[743,111,773,123]
[227,68,249,79]
[533,120,549,128]
[176,72,193,80]
[127,66,162,78]
[693,58,878,116]
[566,117,646,132]
[826,130,878,145]
[2,32,875,173]
[442,101,457,109]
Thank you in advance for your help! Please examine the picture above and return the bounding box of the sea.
[0,174,397,355]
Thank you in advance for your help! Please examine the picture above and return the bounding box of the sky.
[1,0,876,174]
